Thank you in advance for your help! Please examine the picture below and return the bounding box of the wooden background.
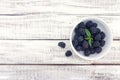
[0,0,120,80]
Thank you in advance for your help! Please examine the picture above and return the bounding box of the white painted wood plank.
[0,65,119,80]
[0,40,119,64]
[0,0,120,14]
[0,15,120,39]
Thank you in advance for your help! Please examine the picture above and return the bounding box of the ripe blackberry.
[76,46,81,51]
[77,22,85,28]
[82,40,89,49]
[90,48,95,54]
[78,28,85,35]
[95,47,102,53]
[78,36,84,42]
[89,27,97,34]
[94,33,101,41]
[100,32,105,39]
[100,40,105,47]
[65,50,72,57]
[58,42,66,48]
[84,49,91,56]
[92,23,97,27]
[93,41,100,47]
[86,21,93,28]
[96,28,100,34]
[72,40,78,47]
[75,28,78,33]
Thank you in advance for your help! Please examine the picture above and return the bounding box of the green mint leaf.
[90,37,93,40]
[85,29,91,37]
[88,39,92,47]
[85,37,89,40]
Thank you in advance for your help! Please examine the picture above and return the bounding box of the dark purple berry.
[89,27,97,34]
[90,48,95,54]
[74,40,78,46]
[93,41,100,47]
[75,28,78,33]
[77,22,85,28]
[82,40,89,49]
[83,35,87,38]
[90,27,100,34]
[79,28,85,35]
[96,28,100,33]
[86,21,93,28]
[94,33,101,41]
[65,50,72,57]
[72,40,75,46]
[95,47,102,53]
[100,32,105,39]
[78,36,84,42]
[80,47,84,51]
[100,40,105,47]
[72,40,78,47]
[92,23,97,27]
[58,42,66,48]
[84,49,91,56]
[76,46,81,51]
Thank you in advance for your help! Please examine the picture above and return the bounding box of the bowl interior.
[70,18,112,60]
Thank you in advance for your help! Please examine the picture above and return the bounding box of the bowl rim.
[70,17,113,60]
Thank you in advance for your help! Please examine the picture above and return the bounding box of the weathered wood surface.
[0,0,119,80]
[0,40,118,64]
[0,65,119,80]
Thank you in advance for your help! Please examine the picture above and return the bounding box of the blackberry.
[100,32,105,39]
[93,41,100,47]
[72,40,75,46]
[92,23,97,27]
[72,40,78,47]
[90,48,95,54]
[90,27,101,34]
[58,42,66,48]
[94,33,101,41]
[82,40,89,49]
[77,22,85,28]
[95,47,102,53]
[86,21,93,28]
[78,28,85,35]
[75,28,78,33]
[78,36,84,42]
[84,49,91,56]
[76,46,81,51]
[83,35,87,38]
[65,50,72,57]
[96,28,100,34]
[100,40,105,47]
[89,27,97,34]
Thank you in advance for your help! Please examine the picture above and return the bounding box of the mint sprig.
[85,29,91,37]
[85,29,93,47]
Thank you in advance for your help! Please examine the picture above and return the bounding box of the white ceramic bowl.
[70,17,112,60]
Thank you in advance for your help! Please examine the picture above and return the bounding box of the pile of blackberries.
[58,42,72,57]
[72,21,105,56]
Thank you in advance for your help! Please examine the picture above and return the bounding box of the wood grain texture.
[0,0,119,79]
[0,0,119,39]
[0,0,120,14]
[0,40,119,64]
[0,65,119,80]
